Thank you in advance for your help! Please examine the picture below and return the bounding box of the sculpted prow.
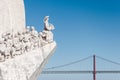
[0,0,56,80]
[0,16,56,80]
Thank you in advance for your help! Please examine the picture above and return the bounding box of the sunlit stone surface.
[0,0,25,36]
[0,0,56,80]
[0,42,56,80]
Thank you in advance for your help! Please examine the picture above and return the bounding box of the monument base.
[0,41,56,80]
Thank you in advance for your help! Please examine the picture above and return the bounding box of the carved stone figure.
[5,39,13,58]
[40,16,55,44]
[13,41,22,55]
[0,43,8,59]
[31,26,38,37]
[0,52,5,62]
[44,16,55,31]
[26,26,31,33]
[0,43,5,61]
[0,16,55,62]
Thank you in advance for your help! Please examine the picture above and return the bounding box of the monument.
[0,0,56,80]
[0,0,25,36]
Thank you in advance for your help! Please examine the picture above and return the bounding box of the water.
[38,74,120,80]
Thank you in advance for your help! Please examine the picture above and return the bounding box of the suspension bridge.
[41,55,120,80]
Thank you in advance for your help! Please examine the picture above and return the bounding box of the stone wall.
[0,0,25,36]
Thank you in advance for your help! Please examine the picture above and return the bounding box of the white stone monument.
[0,0,25,36]
[0,0,56,80]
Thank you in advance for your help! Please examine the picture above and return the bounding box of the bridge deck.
[42,71,120,74]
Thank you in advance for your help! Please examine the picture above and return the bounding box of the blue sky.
[24,0,120,80]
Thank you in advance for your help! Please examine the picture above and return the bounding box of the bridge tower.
[93,55,96,80]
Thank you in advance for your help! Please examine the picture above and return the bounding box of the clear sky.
[24,0,120,80]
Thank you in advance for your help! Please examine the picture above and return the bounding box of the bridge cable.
[96,55,120,66]
[44,55,92,70]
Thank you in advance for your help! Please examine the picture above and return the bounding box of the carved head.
[44,16,49,22]
[26,26,30,33]
[17,32,22,35]
[31,26,35,31]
